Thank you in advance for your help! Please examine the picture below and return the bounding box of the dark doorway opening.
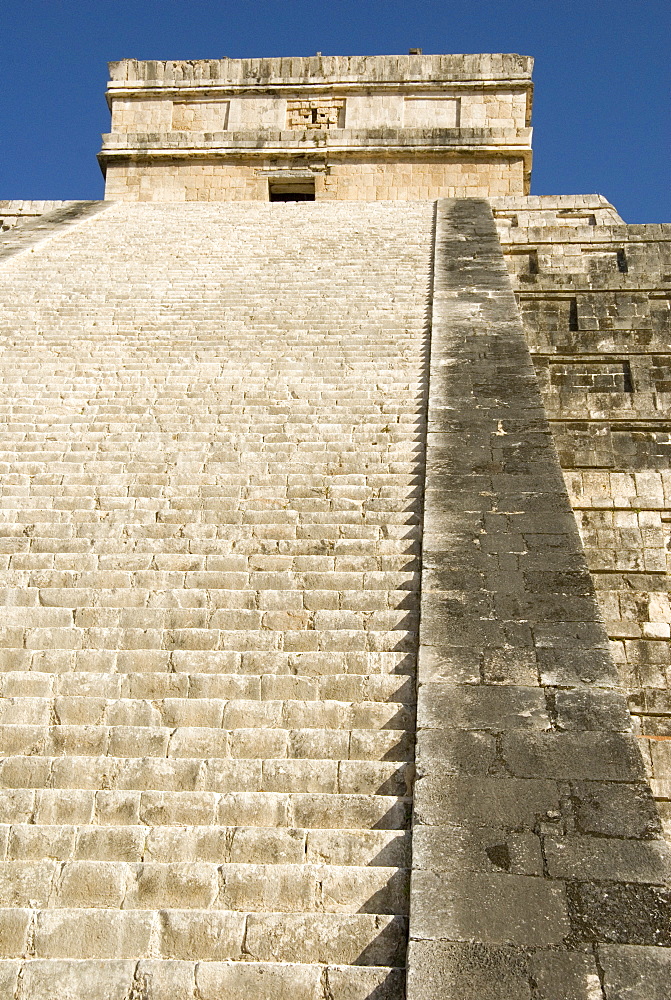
[269,180,316,202]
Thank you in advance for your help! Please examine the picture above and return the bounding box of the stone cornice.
[99,127,532,160]
[108,53,534,89]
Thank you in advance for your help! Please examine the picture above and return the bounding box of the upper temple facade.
[99,53,533,200]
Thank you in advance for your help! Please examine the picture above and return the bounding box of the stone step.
[0,462,419,472]
[0,516,422,531]
[0,569,421,589]
[0,521,421,535]
[0,520,422,535]
[0,697,413,728]
[0,425,422,434]
[0,506,422,519]
[0,562,420,580]
[0,465,419,478]
[0,556,413,577]
[0,910,408,965]
[0,726,413,761]
[0,649,416,676]
[0,629,417,653]
[0,608,419,632]
[0,441,420,449]
[0,445,422,456]
[1,825,410,866]
[0,415,424,423]
[0,410,419,418]
[0,511,422,526]
[0,860,409,913]
[0,436,422,447]
[0,670,415,701]
[0,461,419,472]
[0,789,412,829]
[0,584,418,608]
[0,488,413,507]
[0,959,406,1000]
[0,756,413,796]
[0,464,414,476]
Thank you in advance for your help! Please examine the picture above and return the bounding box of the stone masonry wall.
[496,197,671,848]
[104,157,525,202]
[109,91,527,134]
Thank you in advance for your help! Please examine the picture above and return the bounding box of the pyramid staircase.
[0,201,434,999]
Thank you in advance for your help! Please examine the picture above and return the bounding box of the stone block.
[56,862,126,908]
[412,825,543,876]
[501,732,645,781]
[34,910,154,959]
[599,944,671,999]
[411,869,570,945]
[134,961,197,1000]
[324,965,407,999]
[0,962,19,996]
[406,940,531,1000]
[570,782,662,839]
[0,861,56,907]
[16,960,136,1000]
[414,775,560,828]
[244,912,406,966]
[528,950,602,1000]
[195,961,323,1000]
[417,683,549,731]
[8,824,75,861]
[544,835,670,884]
[125,863,217,909]
[157,910,244,960]
[73,827,144,863]
[0,908,30,957]
[568,883,671,945]
[554,689,631,732]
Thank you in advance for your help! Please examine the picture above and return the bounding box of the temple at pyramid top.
[99,53,533,201]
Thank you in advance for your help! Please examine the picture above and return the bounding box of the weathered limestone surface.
[100,54,532,201]
[0,200,433,997]
[409,198,671,999]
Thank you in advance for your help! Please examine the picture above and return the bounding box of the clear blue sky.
[1,0,668,222]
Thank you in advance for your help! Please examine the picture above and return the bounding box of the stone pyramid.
[0,52,668,1000]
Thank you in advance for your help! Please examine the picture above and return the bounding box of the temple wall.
[104,156,525,202]
[109,90,528,133]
